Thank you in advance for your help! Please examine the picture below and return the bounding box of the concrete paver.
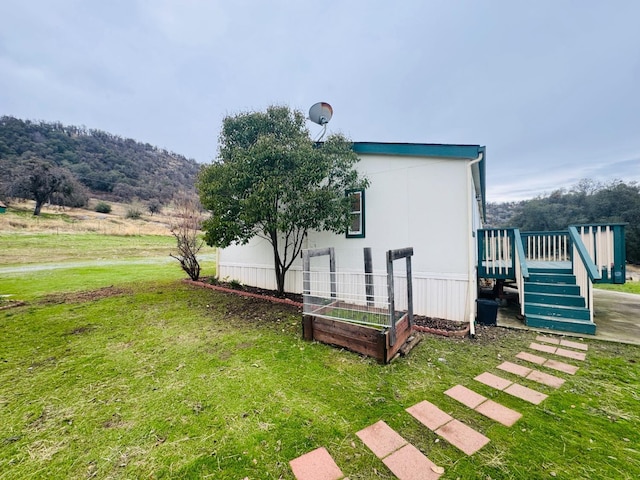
[560,339,588,351]
[382,444,443,480]
[526,370,566,388]
[406,400,453,430]
[529,342,558,354]
[543,358,579,374]
[498,361,565,388]
[475,400,522,427]
[435,419,490,455]
[356,421,406,459]
[290,447,344,480]
[497,361,532,377]
[516,351,546,365]
[504,383,548,404]
[555,347,586,361]
[474,372,512,390]
[444,385,486,409]
[536,335,560,345]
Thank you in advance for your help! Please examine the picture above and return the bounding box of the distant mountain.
[0,116,201,204]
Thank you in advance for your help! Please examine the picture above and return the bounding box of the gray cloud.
[1,0,639,201]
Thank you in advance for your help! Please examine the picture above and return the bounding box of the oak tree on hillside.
[197,105,368,294]
[10,160,87,215]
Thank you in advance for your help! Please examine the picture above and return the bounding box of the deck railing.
[574,224,626,284]
[521,231,570,263]
[568,226,602,322]
[478,228,515,279]
[513,229,529,316]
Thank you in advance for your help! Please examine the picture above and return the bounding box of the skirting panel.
[217,263,470,322]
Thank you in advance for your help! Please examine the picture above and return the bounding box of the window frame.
[346,189,365,238]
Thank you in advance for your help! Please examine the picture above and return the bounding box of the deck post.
[364,247,374,307]
[386,250,396,346]
[406,255,414,328]
[386,247,414,347]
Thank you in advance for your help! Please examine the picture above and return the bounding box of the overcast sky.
[1,1,639,202]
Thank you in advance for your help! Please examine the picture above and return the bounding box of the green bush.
[95,202,112,214]
[125,207,142,219]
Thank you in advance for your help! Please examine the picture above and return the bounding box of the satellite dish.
[308,102,333,141]
[308,102,333,125]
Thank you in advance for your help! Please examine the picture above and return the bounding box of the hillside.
[0,116,201,205]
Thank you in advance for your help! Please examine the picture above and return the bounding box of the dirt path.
[0,253,216,275]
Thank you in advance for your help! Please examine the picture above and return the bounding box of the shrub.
[125,207,142,220]
[95,202,112,214]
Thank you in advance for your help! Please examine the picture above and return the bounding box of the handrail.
[568,226,602,281]
[513,228,529,279]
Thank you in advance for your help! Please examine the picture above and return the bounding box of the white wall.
[217,153,476,321]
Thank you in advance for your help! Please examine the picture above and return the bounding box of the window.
[346,189,365,238]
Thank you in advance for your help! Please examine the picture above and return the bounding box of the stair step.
[525,303,590,321]
[527,273,576,284]
[524,292,585,307]
[528,267,573,275]
[525,314,596,335]
[524,282,581,295]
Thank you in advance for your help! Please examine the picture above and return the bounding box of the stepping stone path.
[357,421,444,480]
[289,333,589,479]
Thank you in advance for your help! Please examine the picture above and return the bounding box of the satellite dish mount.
[308,102,333,141]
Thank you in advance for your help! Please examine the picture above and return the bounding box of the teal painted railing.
[513,228,528,316]
[478,228,515,279]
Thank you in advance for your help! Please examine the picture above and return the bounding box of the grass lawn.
[1,236,639,478]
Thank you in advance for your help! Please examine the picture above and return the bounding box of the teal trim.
[613,224,626,284]
[351,142,484,159]
[568,226,601,281]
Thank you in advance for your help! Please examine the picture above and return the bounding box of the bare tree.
[170,192,205,281]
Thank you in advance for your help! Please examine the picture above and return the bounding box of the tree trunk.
[275,268,286,295]
[33,200,43,216]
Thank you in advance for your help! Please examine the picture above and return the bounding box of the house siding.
[216,151,482,322]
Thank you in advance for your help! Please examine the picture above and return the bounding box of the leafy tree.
[496,179,640,264]
[197,105,369,294]
[148,200,162,216]
[169,192,204,281]
[10,160,85,215]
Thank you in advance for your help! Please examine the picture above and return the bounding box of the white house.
[216,142,486,329]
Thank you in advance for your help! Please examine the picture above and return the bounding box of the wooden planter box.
[302,313,413,364]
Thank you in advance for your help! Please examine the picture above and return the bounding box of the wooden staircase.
[523,266,596,335]
[478,224,626,336]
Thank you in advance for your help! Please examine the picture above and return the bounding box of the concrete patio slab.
[498,289,640,346]
[497,361,532,377]
[516,351,546,365]
[474,372,512,391]
[290,447,344,480]
[406,401,453,431]
[543,358,579,374]
[504,383,548,404]
[435,419,490,455]
[444,385,486,409]
[526,370,566,388]
[475,400,522,427]
[356,420,407,459]
[382,444,443,480]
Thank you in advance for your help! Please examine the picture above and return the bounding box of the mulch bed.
[0,301,26,311]
[188,279,476,338]
[185,279,303,308]
[413,315,470,337]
